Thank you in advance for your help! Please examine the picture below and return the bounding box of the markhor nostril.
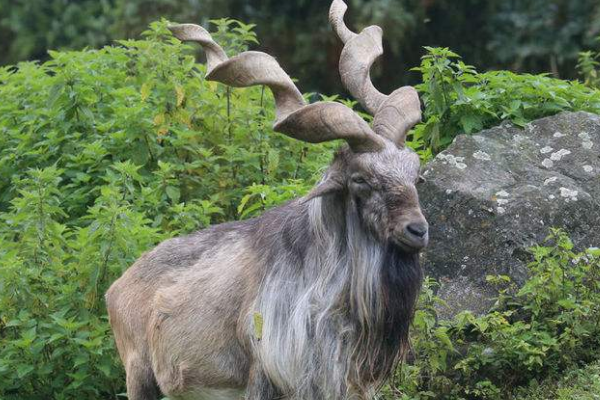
[406,223,428,238]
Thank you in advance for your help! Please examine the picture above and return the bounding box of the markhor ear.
[303,169,345,202]
[304,177,344,202]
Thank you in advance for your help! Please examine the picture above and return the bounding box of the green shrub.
[577,35,600,90]
[577,50,600,89]
[382,230,600,400]
[0,19,332,399]
[412,47,600,155]
[513,359,600,400]
[0,167,159,399]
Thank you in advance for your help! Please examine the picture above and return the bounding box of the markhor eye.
[351,176,367,185]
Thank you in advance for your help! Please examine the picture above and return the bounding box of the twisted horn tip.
[329,0,357,44]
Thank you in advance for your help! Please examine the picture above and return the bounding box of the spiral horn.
[329,0,421,147]
[168,23,385,153]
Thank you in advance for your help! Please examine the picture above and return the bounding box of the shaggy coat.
[106,146,425,400]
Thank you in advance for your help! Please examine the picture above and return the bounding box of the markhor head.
[168,0,428,255]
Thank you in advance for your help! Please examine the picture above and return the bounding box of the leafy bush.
[0,19,333,223]
[0,167,159,399]
[0,19,333,399]
[513,359,600,400]
[577,50,600,89]
[382,230,600,399]
[577,35,600,90]
[412,47,600,155]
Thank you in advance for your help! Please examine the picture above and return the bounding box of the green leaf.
[16,364,34,379]
[459,114,485,134]
[165,186,181,203]
[253,312,264,340]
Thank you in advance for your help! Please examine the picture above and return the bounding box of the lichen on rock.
[419,111,600,319]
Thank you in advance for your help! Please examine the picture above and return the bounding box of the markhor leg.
[125,357,161,400]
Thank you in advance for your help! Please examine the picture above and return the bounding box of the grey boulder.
[419,111,600,319]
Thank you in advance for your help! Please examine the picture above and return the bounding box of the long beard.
[380,243,422,358]
[347,240,422,390]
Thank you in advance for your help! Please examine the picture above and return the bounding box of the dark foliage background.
[2,0,600,95]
